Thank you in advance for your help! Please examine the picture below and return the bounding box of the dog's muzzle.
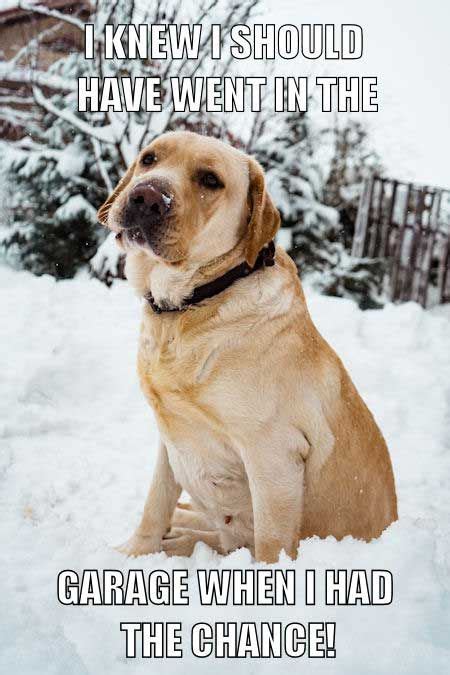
[122,181,173,250]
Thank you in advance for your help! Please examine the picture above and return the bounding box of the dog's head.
[97,131,280,267]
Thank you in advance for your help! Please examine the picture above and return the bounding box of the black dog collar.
[145,240,276,314]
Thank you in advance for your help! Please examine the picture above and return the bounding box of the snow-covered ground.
[1,265,449,674]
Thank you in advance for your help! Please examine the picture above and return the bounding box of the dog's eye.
[199,171,223,190]
[141,152,157,166]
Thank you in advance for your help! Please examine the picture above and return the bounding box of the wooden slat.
[438,238,450,304]
[367,177,382,258]
[391,184,412,302]
[352,175,373,257]
[418,191,439,307]
[381,180,397,258]
[372,178,386,257]
[411,189,430,304]
[401,188,425,302]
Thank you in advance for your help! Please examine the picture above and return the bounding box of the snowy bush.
[319,119,386,307]
[1,137,103,278]
[325,118,383,248]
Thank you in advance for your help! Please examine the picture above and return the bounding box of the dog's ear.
[97,161,136,226]
[244,157,280,267]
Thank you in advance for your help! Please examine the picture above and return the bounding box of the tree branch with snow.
[17,1,86,32]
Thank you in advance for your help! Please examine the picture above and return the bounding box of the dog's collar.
[145,240,276,314]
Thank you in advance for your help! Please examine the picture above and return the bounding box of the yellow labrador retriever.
[98,130,397,563]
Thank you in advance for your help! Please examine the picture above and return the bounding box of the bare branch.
[91,137,113,192]
[102,0,121,28]
[0,108,37,126]
[32,85,115,144]
[161,0,219,86]
[0,94,34,105]
[18,1,86,31]
[160,0,258,121]
[126,0,136,24]
[0,65,77,93]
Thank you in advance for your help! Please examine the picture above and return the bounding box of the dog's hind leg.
[162,527,223,557]
[171,505,215,531]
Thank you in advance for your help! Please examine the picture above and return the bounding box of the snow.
[276,228,292,250]
[56,146,86,180]
[54,195,97,223]
[162,193,172,208]
[0,0,25,10]
[1,265,450,674]
[89,231,122,280]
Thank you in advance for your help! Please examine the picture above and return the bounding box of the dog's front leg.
[241,441,305,563]
[117,441,181,557]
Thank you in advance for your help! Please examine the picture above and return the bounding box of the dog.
[97,130,397,563]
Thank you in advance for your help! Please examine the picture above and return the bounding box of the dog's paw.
[162,527,196,557]
[115,532,161,557]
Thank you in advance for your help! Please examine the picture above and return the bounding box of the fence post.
[390,183,412,302]
[418,191,436,306]
[382,180,398,258]
[352,174,373,258]
[439,237,450,304]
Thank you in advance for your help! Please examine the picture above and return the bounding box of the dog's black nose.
[124,182,171,229]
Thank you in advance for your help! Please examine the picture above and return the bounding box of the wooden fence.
[352,176,450,307]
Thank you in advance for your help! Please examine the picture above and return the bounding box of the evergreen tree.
[253,109,339,277]
[325,118,383,248]
[320,118,386,309]
[1,125,105,278]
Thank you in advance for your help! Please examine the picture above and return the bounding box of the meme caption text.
[58,568,393,659]
[79,23,378,114]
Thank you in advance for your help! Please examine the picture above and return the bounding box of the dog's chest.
[137,317,236,430]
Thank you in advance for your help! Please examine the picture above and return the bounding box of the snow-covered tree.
[251,106,340,277]
[1,122,104,278]
[318,117,386,308]
[324,117,383,248]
